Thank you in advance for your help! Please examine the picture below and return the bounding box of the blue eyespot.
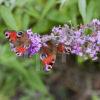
[40,53,47,59]
[17,31,23,37]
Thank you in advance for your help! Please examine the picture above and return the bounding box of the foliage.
[0,0,100,99]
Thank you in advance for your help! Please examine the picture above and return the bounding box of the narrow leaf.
[86,0,94,23]
[25,7,40,19]
[0,6,18,30]
[41,0,56,18]
[32,19,50,33]
[22,14,30,30]
[78,0,86,23]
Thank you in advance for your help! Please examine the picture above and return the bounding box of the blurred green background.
[0,0,100,100]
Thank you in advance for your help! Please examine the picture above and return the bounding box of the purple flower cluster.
[26,29,42,56]
[71,19,100,60]
[51,19,100,60]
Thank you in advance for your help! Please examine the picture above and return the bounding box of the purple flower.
[88,37,96,42]
[86,48,91,53]
[97,31,100,44]
[74,31,81,38]
[92,19,100,25]
[70,19,100,60]
[9,43,16,52]
[52,26,62,35]
[52,25,74,45]
[44,64,52,72]
[27,29,42,56]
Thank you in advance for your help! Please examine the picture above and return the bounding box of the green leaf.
[47,10,68,23]
[86,0,94,23]
[0,45,47,94]
[14,9,23,30]
[16,0,28,7]
[92,95,100,100]
[0,6,18,30]
[1,75,17,96]
[78,0,86,23]
[84,28,92,35]
[32,19,50,33]
[22,14,30,30]
[0,94,9,100]
[25,7,40,19]
[77,56,84,64]
[41,0,56,18]
[93,0,100,18]
[0,24,6,38]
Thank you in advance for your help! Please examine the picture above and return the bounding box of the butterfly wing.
[40,51,56,71]
[4,30,17,43]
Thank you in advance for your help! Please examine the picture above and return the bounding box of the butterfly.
[40,42,71,71]
[4,30,30,56]
[40,41,56,71]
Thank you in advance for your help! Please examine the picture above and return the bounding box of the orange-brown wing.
[57,43,71,54]
[4,30,17,43]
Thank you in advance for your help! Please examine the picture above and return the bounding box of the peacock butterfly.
[4,30,30,56]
